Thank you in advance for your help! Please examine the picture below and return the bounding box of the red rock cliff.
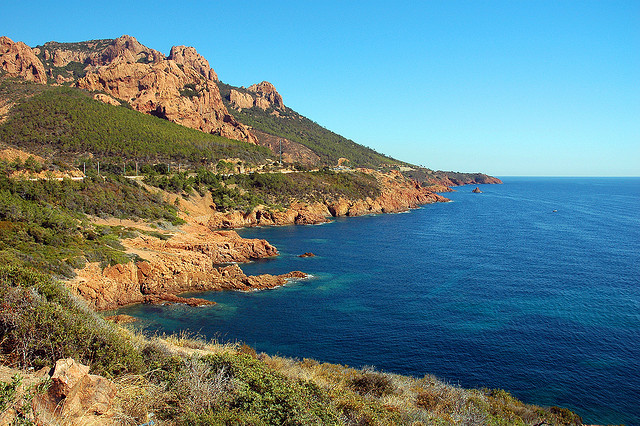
[0,36,47,84]
[68,227,305,310]
[72,36,256,143]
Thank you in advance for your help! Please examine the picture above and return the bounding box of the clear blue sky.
[4,0,639,176]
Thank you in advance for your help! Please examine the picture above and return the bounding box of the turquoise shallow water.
[116,177,640,425]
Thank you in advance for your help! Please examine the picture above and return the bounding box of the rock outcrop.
[229,88,255,109]
[77,52,256,143]
[38,35,164,69]
[169,45,218,80]
[68,227,306,310]
[33,359,117,425]
[97,35,164,66]
[26,35,256,144]
[229,81,285,112]
[93,93,121,106]
[0,36,47,84]
[248,81,284,109]
[472,186,482,193]
[429,174,502,187]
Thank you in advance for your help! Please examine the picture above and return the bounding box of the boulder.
[34,358,117,424]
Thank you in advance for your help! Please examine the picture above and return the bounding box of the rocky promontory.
[68,226,306,310]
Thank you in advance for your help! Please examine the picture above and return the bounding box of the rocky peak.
[99,34,165,65]
[169,45,218,81]
[248,81,284,109]
[0,36,47,84]
[76,56,256,143]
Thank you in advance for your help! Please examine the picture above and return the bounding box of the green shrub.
[178,352,341,425]
[0,266,143,376]
[0,84,273,167]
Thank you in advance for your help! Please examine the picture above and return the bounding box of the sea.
[114,177,640,425]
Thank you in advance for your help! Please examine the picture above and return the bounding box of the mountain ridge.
[1,34,500,185]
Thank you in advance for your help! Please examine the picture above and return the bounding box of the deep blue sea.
[115,177,640,425]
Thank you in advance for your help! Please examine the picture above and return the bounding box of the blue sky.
[4,0,639,176]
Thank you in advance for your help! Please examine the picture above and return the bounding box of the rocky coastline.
[68,227,308,311]
[208,170,451,229]
[68,172,454,311]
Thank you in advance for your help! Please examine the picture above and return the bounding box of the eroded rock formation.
[169,44,218,80]
[0,36,47,84]
[229,81,285,112]
[248,81,284,109]
[33,359,117,425]
[26,35,253,143]
[76,38,257,143]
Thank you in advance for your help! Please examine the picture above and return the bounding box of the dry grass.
[173,356,232,415]
[113,373,171,425]
[78,327,582,425]
[158,330,239,356]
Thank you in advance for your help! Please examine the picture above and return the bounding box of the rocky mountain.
[2,35,256,143]
[0,33,501,183]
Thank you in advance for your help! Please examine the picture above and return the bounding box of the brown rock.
[36,359,117,424]
[472,186,482,193]
[76,56,256,143]
[0,36,47,84]
[68,226,307,310]
[298,252,315,258]
[169,44,218,80]
[104,314,137,324]
[247,81,284,110]
[229,88,255,109]
[145,293,216,307]
[49,358,91,400]
[98,35,164,65]
[38,35,165,70]
[93,93,121,106]
[208,171,451,229]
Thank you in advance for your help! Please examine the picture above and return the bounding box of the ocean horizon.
[115,177,640,425]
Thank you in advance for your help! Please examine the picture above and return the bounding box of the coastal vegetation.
[144,168,381,212]
[0,38,560,424]
[0,163,181,277]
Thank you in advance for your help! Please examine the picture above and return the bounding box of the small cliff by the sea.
[208,169,450,229]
